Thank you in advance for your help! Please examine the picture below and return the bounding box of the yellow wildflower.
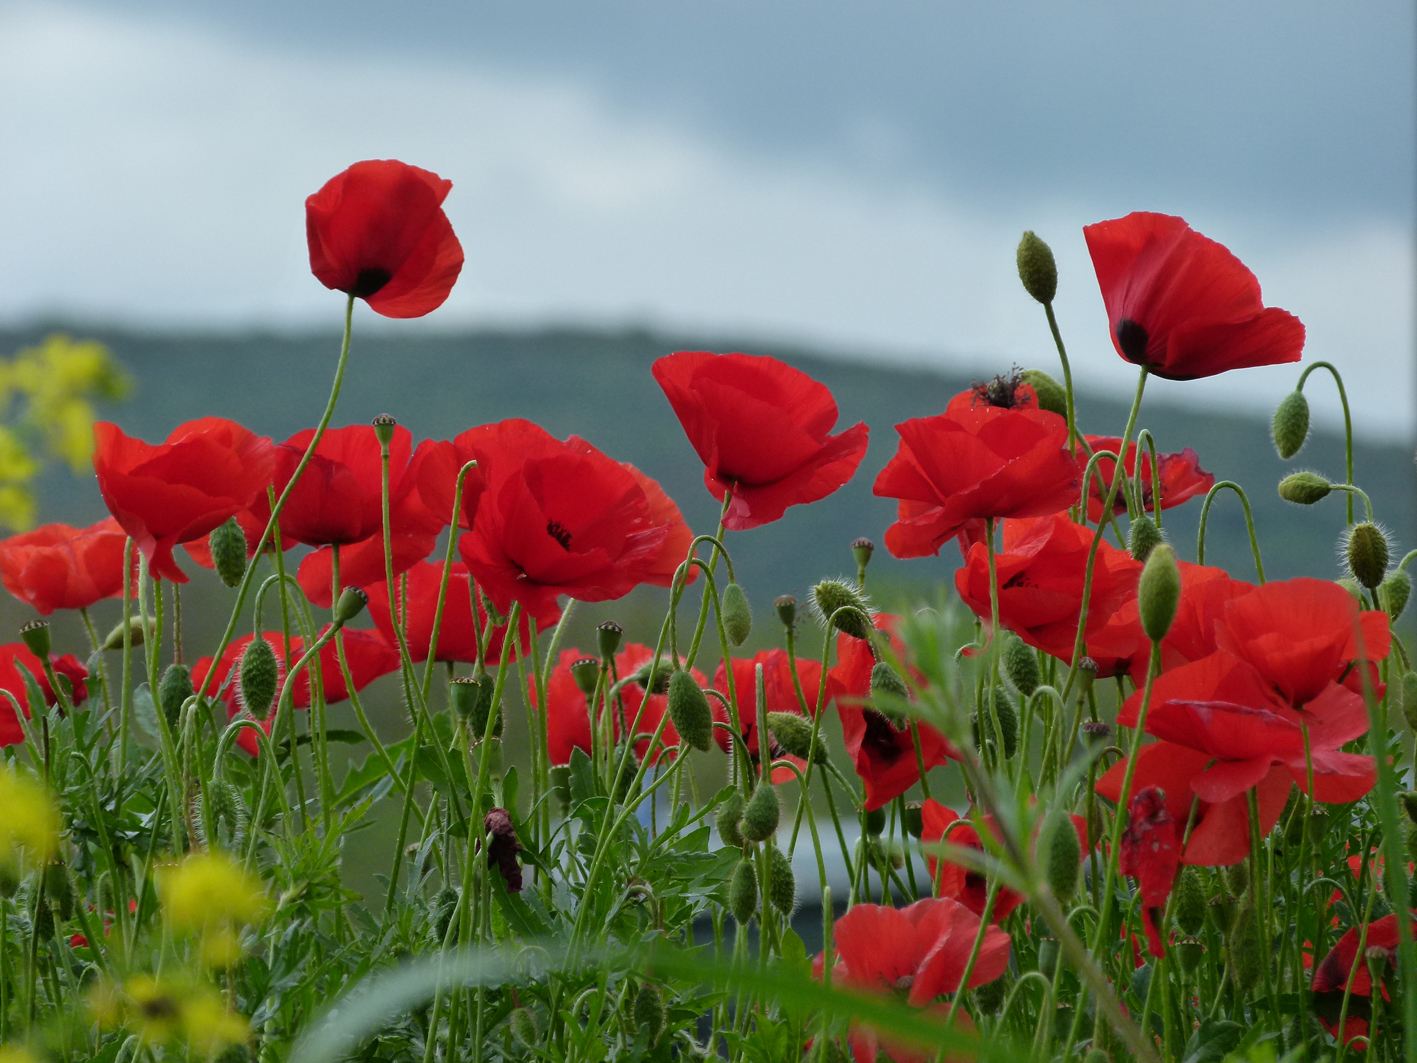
[0,768,59,868]
[0,1045,40,1063]
[122,975,184,1045]
[180,988,250,1059]
[198,925,244,969]
[156,851,267,934]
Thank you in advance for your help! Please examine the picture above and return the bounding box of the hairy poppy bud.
[774,595,797,629]
[1345,521,1390,590]
[1173,867,1207,936]
[667,670,713,752]
[1035,807,1080,907]
[1224,860,1249,899]
[371,413,397,449]
[209,517,248,588]
[720,582,752,646]
[903,802,925,839]
[631,656,673,695]
[1037,937,1059,978]
[716,791,745,848]
[1227,902,1264,993]
[158,663,193,731]
[549,765,571,814]
[44,861,74,920]
[1080,720,1111,748]
[1174,936,1205,975]
[767,712,825,763]
[632,983,666,1047]
[1271,390,1310,460]
[851,537,875,572]
[1016,231,1058,305]
[740,782,779,843]
[1020,372,1067,420]
[595,621,622,661]
[972,688,1019,760]
[1127,515,1164,562]
[729,857,758,923]
[570,657,600,697]
[812,579,874,641]
[864,807,887,837]
[870,661,909,705]
[1382,568,1411,622]
[510,1007,540,1049]
[34,897,54,941]
[1278,471,1332,505]
[766,844,796,915]
[1003,637,1040,697]
[239,638,279,722]
[451,675,500,738]
[1337,577,1363,602]
[19,620,49,660]
[103,615,152,651]
[333,586,368,625]
[1138,544,1180,641]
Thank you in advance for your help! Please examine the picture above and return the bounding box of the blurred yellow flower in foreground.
[156,850,268,932]
[0,767,60,869]
[0,1045,40,1063]
[89,975,249,1059]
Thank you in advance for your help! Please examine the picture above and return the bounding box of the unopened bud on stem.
[1344,522,1390,590]
[1278,471,1332,505]
[1138,543,1181,641]
[1271,390,1311,459]
[1016,231,1058,305]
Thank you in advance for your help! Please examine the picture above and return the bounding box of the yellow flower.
[198,926,243,969]
[180,988,250,1059]
[0,1045,40,1063]
[0,768,59,868]
[156,851,267,934]
[123,975,184,1045]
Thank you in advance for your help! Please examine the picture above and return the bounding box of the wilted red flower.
[1084,211,1305,381]
[652,351,869,530]
[954,513,1141,669]
[306,159,464,318]
[712,648,823,783]
[0,644,89,745]
[1312,913,1408,1046]
[94,417,276,583]
[827,615,956,810]
[1118,787,1179,957]
[0,518,132,615]
[874,387,1079,559]
[483,807,524,892]
[459,425,691,617]
[1082,435,1213,520]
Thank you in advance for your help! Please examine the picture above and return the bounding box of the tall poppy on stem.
[1083,435,1213,520]
[0,644,89,745]
[0,518,132,615]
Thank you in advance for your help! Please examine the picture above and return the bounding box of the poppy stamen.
[545,520,573,550]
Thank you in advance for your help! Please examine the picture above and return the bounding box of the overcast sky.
[0,1,1412,435]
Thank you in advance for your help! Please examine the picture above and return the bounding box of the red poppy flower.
[305,159,464,318]
[94,418,276,584]
[0,518,132,615]
[1312,913,1410,1046]
[711,648,823,783]
[1084,212,1305,381]
[874,388,1079,559]
[1214,577,1390,709]
[459,426,692,618]
[652,351,869,531]
[954,513,1142,669]
[1082,436,1214,520]
[0,644,89,745]
[827,615,956,810]
[365,559,561,668]
[1118,787,1180,957]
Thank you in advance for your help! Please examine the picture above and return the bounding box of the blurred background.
[0,2,1412,890]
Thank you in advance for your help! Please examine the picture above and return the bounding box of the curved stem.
[1196,481,1266,582]
[1043,302,1079,454]
[1298,360,1355,525]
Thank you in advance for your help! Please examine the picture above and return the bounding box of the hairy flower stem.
[1043,302,1080,455]
[1298,360,1355,525]
[1196,481,1267,581]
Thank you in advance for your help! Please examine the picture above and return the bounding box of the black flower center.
[861,709,904,765]
[351,267,393,298]
[970,367,1026,409]
[1116,319,1150,365]
[546,520,573,550]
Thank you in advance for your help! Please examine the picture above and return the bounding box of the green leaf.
[131,681,161,742]
[336,735,412,807]
[569,746,595,807]
[502,764,519,815]
[324,728,366,745]
[1183,1019,1246,1063]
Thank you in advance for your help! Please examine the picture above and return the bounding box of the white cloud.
[0,2,1410,437]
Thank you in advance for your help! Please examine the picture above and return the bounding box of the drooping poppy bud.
[1138,543,1181,641]
[1173,867,1207,937]
[208,517,248,589]
[1003,637,1040,698]
[1271,390,1310,459]
[238,638,279,722]
[1035,806,1081,907]
[1128,515,1164,562]
[632,984,666,1047]
[766,844,796,915]
[729,857,758,923]
[570,657,600,698]
[766,711,825,763]
[595,621,623,661]
[510,1008,540,1050]
[716,791,745,848]
[740,782,780,843]
[1344,521,1390,590]
[774,595,797,630]
[18,621,49,660]
[1381,568,1411,622]
[483,807,523,892]
[103,615,151,651]
[1278,471,1332,505]
[720,582,752,646]
[158,663,194,731]
[1016,230,1058,305]
[812,579,873,641]
[869,661,909,704]
[666,670,713,752]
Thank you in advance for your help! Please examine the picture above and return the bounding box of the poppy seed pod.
[1003,637,1040,698]
[1278,471,1332,505]
[1173,867,1207,937]
[766,711,825,763]
[158,663,193,731]
[596,621,623,661]
[716,791,745,848]
[851,537,875,571]
[333,586,369,626]
[973,688,1019,760]
[902,801,924,839]
[1344,521,1390,590]
[766,844,796,915]
[1080,720,1111,748]
[1127,515,1164,562]
[1034,807,1080,907]
[1016,230,1058,305]
[451,674,500,738]
[371,413,397,449]
[18,620,49,660]
[1020,369,1067,418]
[729,858,758,923]
[740,782,780,843]
[570,657,600,698]
[1271,390,1310,459]
[1227,903,1264,993]
[238,637,279,722]
[666,670,713,752]
[1381,568,1411,622]
[1138,544,1181,642]
[1174,936,1205,975]
[812,579,874,641]
[720,582,752,646]
[632,983,666,1047]
[774,595,797,629]
[208,517,248,588]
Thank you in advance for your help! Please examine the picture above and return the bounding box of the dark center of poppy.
[1116,319,1150,365]
[350,267,393,298]
[970,367,1026,409]
[140,995,180,1020]
[861,709,904,765]
[546,520,573,550]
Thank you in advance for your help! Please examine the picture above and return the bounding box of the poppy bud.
[1080,720,1111,748]
[1016,230,1058,305]
[510,1007,540,1049]
[716,791,745,848]
[972,975,1007,1017]
[1382,568,1411,622]
[44,861,74,920]
[631,656,673,695]
[863,807,887,837]
[451,675,501,738]
[596,621,623,661]
[1403,674,1417,734]
[333,586,369,626]
[1224,860,1249,900]
[1227,902,1264,993]
[720,582,752,646]
[1076,657,1098,697]
[740,782,779,843]
[729,857,758,923]
[570,657,601,698]
[632,983,666,1047]
[1138,544,1180,642]
[774,595,797,630]
[238,638,279,722]
[19,620,49,660]
[766,844,796,915]
[549,765,571,814]
[1002,637,1040,698]
[870,661,909,704]
[1271,390,1310,460]
[158,663,193,731]
[812,579,874,641]
[431,885,459,944]
[102,615,152,651]
[371,413,397,449]
[1344,521,1390,590]
[1173,867,1207,936]
[1020,369,1067,418]
[209,517,248,589]
[851,537,875,571]
[902,801,924,839]
[972,688,1019,760]
[1037,937,1059,978]
[766,711,825,763]
[1337,577,1363,602]
[1034,807,1080,907]
[1278,471,1332,505]
[666,670,713,752]
[1127,515,1164,562]
[34,897,54,940]
[1174,936,1205,975]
